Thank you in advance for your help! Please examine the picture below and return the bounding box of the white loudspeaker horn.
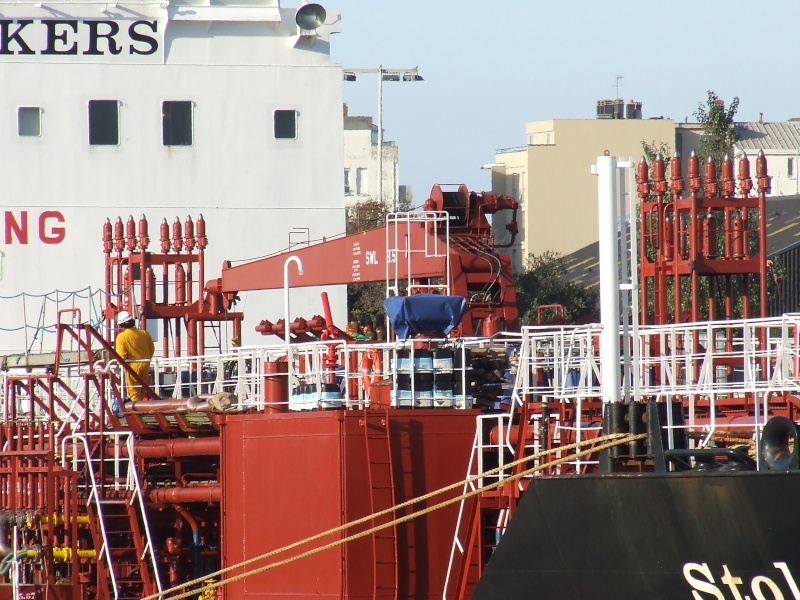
[295,3,326,30]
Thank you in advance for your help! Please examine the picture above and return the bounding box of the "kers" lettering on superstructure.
[0,19,159,56]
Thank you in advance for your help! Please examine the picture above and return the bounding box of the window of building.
[528,131,554,145]
[162,101,193,146]
[274,110,297,139]
[344,169,351,194]
[356,168,367,194]
[18,107,42,137]
[788,157,795,179]
[88,100,119,146]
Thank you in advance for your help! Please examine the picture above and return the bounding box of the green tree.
[515,251,599,324]
[640,90,739,199]
[345,199,386,235]
[345,199,389,327]
[641,139,672,165]
[694,90,739,167]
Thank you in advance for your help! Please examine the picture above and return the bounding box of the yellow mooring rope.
[708,432,757,454]
[142,432,645,600]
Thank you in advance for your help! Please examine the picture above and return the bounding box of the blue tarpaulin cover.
[384,294,467,339]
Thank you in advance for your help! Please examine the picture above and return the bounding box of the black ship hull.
[473,470,800,599]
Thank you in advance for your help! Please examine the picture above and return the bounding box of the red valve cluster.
[637,151,770,326]
[102,212,226,359]
[637,150,769,201]
[102,214,208,256]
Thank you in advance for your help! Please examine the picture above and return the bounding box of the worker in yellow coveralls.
[115,310,155,403]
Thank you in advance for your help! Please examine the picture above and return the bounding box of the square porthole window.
[18,107,42,137]
[163,101,193,146]
[88,100,120,146]
[274,110,298,139]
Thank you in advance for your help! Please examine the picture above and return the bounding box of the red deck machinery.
[637,151,770,325]
[102,213,244,358]
[201,184,521,337]
[636,151,772,388]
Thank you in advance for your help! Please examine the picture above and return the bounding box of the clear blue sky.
[329,0,800,206]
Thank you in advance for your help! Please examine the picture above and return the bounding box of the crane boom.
[214,220,446,293]
[202,185,521,336]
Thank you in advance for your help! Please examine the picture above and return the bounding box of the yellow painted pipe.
[52,548,96,562]
[42,515,90,526]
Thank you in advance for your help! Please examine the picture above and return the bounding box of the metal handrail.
[61,432,162,599]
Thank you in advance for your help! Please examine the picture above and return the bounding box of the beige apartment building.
[489,117,680,273]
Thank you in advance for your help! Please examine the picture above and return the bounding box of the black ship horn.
[760,416,800,471]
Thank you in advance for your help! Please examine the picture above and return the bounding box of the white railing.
[146,336,522,413]
[0,362,117,435]
[386,211,450,299]
[3,336,513,429]
[488,315,800,467]
[4,316,799,441]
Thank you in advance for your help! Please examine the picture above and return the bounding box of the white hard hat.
[117,310,134,325]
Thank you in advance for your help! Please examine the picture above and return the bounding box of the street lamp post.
[343,66,423,212]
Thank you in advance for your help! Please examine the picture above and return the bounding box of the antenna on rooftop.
[614,75,623,99]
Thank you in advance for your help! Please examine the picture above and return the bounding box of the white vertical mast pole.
[595,155,621,404]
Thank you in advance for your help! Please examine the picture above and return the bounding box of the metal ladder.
[62,432,162,600]
[362,410,398,599]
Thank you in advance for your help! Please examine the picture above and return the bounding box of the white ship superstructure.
[0,0,345,354]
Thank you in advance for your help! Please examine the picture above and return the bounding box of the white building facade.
[0,0,348,354]
[343,113,400,208]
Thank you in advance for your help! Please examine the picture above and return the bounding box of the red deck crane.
[202,184,521,338]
